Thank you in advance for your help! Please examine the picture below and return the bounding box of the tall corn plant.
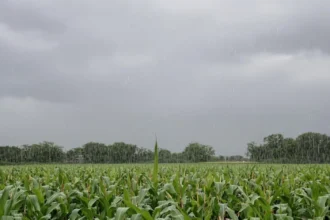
[153,139,159,190]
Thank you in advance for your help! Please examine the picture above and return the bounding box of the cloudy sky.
[1,0,330,155]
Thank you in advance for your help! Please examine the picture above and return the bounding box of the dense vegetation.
[1,164,330,219]
[1,131,329,164]
[1,140,330,219]
[247,132,330,163]
[0,142,218,164]
[0,142,65,164]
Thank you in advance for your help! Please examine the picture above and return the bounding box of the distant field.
[1,164,330,219]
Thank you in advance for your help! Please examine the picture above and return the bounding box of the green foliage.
[0,142,65,164]
[183,142,215,162]
[247,132,330,163]
[0,141,220,164]
[1,164,330,219]
[153,140,159,190]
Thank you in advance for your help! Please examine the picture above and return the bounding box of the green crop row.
[1,163,330,219]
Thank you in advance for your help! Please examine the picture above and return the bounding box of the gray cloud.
[0,0,65,34]
[1,0,330,155]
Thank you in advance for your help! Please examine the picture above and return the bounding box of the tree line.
[5,131,326,164]
[0,142,65,164]
[0,141,223,164]
[246,132,330,163]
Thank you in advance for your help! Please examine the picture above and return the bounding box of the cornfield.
[1,163,330,219]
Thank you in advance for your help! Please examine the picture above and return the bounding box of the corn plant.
[1,162,330,219]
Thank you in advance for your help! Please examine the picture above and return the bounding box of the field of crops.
[1,164,330,220]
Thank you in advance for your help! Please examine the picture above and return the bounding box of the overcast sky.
[1,0,330,155]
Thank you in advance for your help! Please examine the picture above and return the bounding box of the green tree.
[159,149,172,163]
[183,142,215,162]
[247,132,330,163]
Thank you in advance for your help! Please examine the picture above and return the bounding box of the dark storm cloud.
[1,0,330,154]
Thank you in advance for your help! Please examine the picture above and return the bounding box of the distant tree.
[66,147,84,163]
[159,149,172,163]
[134,147,153,163]
[82,142,107,163]
[218,155,226,161]
[183,143,215,162]
[247,132,330,163]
